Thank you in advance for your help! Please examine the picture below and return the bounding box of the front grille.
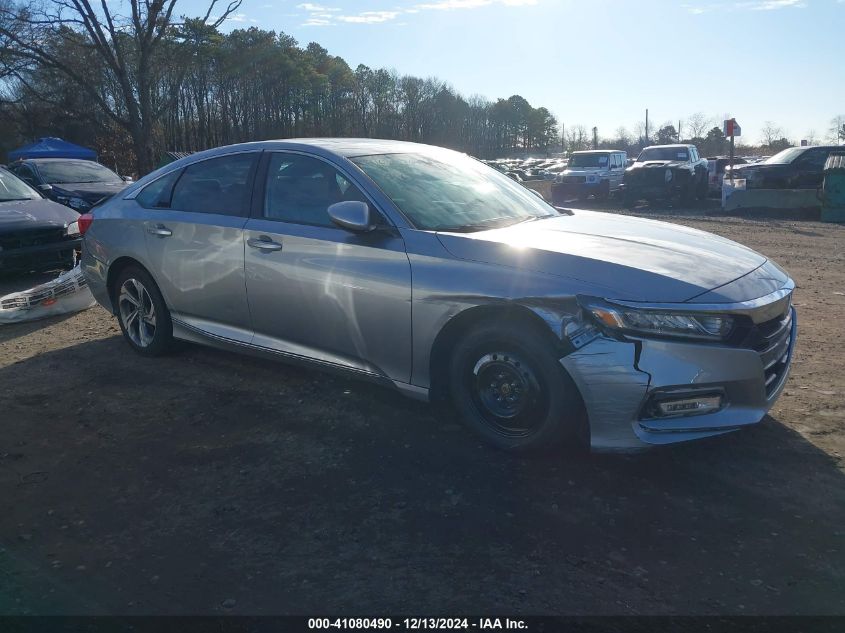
[561,175,586,184]
[749,306,794,398]
[0,227,66,252]
[0,272,88,310]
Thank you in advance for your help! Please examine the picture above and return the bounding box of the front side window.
[351,151,557,232]
[263,153,368,227]
[0,168,40,202]
[169,153,257,215]
[797,150,827,169]
[14,164,36,182]
[37,160,123,185]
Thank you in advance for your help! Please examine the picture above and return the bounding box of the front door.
[244,151,413,382]
[141,151,258,342]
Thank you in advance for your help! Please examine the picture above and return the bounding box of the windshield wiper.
[437,216,529,232]
[437,214,560,233]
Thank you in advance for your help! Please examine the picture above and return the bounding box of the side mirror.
[38,183,52,191]
[122,175,133,182]
[328,200,374,232]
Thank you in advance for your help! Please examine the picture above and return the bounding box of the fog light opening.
[648,394,724,418]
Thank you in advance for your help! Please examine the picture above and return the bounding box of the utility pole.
[645,109,649,145]
[678,119,682,143]
[592,127,598,149]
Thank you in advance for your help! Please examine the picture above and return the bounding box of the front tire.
[113,265,176,356]
[448,321,588,453]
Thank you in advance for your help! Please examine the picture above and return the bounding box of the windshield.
[568,153,610,169]
[638,147,689,162]
[37,160,123,184]
[352,151,558,231]
[0,169,40,202]
[763,147,804,164]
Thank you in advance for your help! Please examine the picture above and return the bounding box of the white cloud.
[337,10,402,23]
[683,0,806,12]
[297,0,538,27]
[297,3,341,12]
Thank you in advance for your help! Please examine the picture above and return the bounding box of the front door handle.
[247,236,283,252]
[147,224,172,237]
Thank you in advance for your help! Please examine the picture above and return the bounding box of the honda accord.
[80,139,796,451]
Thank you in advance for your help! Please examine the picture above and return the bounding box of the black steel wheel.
[449,320,589,453]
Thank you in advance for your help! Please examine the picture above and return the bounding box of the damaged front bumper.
[560,297,797,450]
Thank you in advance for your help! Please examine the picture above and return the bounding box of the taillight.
[77,213,94,236]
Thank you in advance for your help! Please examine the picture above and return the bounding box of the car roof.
[262,138,453,158]
[571,149,624,155]
[16,157,100,164]
[642,144,694,150]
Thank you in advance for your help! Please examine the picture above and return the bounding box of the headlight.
[664,169,673,183]
[579,298,735,341]
[68,197,91,211]
[66,220,80,237]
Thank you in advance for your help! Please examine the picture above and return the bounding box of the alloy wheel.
[118,278,157,348]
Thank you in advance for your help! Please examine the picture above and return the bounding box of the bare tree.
[686,112,711,139]
[0,0,241,173]
[828,115,845,145]
[760,121,784,147]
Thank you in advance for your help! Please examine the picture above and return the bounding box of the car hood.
[0,198,80,232]
[52,181,128,203]
[630,160,687,169]
[436,209,769,303]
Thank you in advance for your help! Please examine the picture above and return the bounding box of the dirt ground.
[0,205,843,616]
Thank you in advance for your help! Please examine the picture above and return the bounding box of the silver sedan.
[80,139,796,452]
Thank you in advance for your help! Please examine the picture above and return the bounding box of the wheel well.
[428,304,562,403]
[105,257,147,312]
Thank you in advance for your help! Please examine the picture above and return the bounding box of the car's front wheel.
[448,321,588,453]
[113,265,176,356]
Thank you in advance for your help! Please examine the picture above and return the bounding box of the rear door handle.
[247,236,283,252]
[147,224,172,237]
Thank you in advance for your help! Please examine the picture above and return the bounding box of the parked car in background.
[0,166,81,272]
[81,139,796,453]
[551,150,626,203]
[706,156,748,196]
[624,144,709,205]
[9,158,131,213]
[724,145,843,189]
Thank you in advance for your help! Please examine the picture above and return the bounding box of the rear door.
[140,151,259,342]
[243,151,413,382]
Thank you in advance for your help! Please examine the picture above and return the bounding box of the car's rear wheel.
[448,321,588,453]
[113,266,176,356]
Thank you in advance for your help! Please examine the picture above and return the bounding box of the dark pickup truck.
[624,144,709,205]
[724,145,843,189]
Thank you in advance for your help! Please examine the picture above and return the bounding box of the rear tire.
[112,265,177,357]
[448,320,588,453]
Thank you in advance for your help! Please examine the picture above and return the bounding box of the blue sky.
[193,0,845,145]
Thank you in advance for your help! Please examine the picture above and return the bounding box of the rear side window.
[169,153,257,215]
[136,170,181,209]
